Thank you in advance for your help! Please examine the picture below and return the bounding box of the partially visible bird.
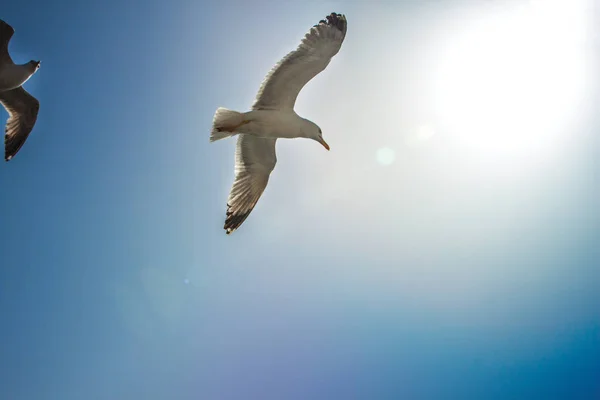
[210,12,348,234]
[0,19,41,162]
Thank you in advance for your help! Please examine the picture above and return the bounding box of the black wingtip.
[4,134,23,162]
[223,203,253,235]
[314,12,346,32]
[4,136,11,162]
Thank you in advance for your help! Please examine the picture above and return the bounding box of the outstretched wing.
[224,135,277,234]
[1,86,40,161]
[252,12,347,111]
[0,19,15,65]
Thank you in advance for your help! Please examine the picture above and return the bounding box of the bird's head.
[304,119,330,151]
[28,60,41,73]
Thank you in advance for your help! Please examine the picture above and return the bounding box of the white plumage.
[251,13,347,111]
[210,12,348,234]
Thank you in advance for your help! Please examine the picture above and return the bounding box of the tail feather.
[210,107,245,142]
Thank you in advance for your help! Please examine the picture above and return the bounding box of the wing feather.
[224,135,278,234]
[252,12,347,111]
[0,19,14,65]
[1,86,40,161]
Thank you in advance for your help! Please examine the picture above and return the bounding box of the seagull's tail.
[210,107,245,142]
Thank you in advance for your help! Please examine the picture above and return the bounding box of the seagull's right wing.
[251,12,347,111]
[0,86,40,161]
[0,19,15,65]
[224,135,277,234]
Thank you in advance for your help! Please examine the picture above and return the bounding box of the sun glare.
[432,0,589,158]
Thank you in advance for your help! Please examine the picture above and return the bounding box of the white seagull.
[0,19,40,162]
[210,12,347,234]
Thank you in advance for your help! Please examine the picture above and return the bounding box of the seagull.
[0,19,40,162]
[210,12,347,234]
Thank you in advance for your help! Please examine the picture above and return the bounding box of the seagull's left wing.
[224,135,278,234]
[0,86,40,161]
[252,12,347,111]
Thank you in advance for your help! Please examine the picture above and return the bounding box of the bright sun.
[432,0,589,157]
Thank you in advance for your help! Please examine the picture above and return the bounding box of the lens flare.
[376,147,396,166]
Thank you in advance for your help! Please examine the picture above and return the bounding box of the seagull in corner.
[210,12,347,234]
[0,19,41,162]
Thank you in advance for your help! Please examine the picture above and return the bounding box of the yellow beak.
[318,137,330,151]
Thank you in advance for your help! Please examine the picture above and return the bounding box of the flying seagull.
[210,12,347,234]
[0,19,40,162]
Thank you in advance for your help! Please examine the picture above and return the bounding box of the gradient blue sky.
[1,1,599,399]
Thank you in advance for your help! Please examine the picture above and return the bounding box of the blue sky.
[1,0,599,399]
